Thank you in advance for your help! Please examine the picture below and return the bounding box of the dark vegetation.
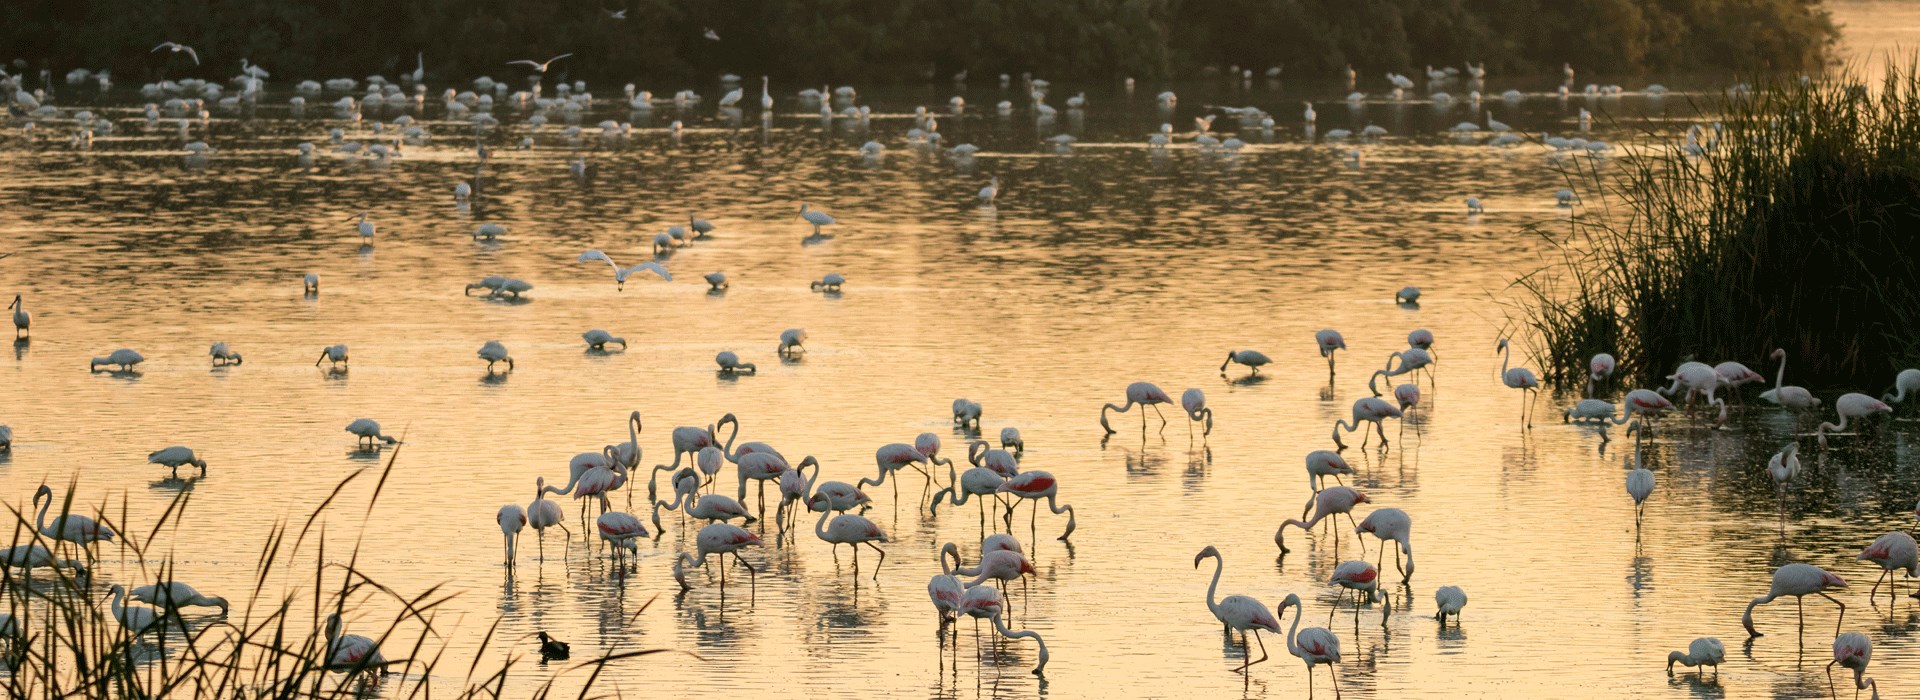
[4,0,1835,85]
[1511,63,1920,391]
[0,445,686,697]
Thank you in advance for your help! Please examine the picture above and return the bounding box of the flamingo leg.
[1818,592,1845,635]
[866,541,886,578]
[1152,405,1167,431]
[1870,569,1887,601]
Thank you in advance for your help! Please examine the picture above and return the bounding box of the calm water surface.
[3,8,1918,698]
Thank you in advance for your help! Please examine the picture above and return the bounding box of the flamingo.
[315,344,348,368]
[816,499,888,577]
[1829,632,1879,700]
[1715,360,1766,398]
[1193,546,1283,672]
[1857,532,1917,603]
[1181,389,1213,438]
[999,427,1024,456]
[1329,560,1382,607]
[1277,486,1367,552]
[1767,442,1801,503]
[208,342,243,365]
[1885,369,1920,410]
[968,440,1020,477]
[582,330,626,350]
[129,581,229,614]
[917,432,954,468]
[862,443,932,500]
[1276,593,1343,697]
[997,471,1076,541]
[323,612,388,675]
[778,328,807,355]
[1100,382,1173,435]
[577,249,670,290]
[497,504,525,568]
[1316,330,1346,376]
[1355,508,1414,581]
[961,587,1050,675]
[477,340,513,373]
[1759,349,1820,411]
[1368,348,1434,396]
[1220,349,1272,375]
[651,475,754,532]
[1407,329,1435,353]
[1667,637,1724,675]
[737,452,804,518]
[9,295,28,338]
[1305,450,1355,493]
[1330,397,1402,450]
[1434,586,1467,625]
[715,351,757,374]
[952,399,983,430]
[928,565,965,625]
[649,415,737,500]
[0,544,88,576]
[32,485,114,548]
[345,418,397,448]
[673,522,763,591]
[796,202,836,236]
[145,445,208,478]
[1496,338,1541,428]
[90,348,145,371]
[573,460,630,515]
[527,478,568,559]
[1588,353,1616,395]
[596,511,649,565]
[705,272,728,291]
[1817,394,1892,447]
[943,543,1034,589]
[931,460,1009,532]
[1626,454,1654,526]
[1659,362,1723,417]
[1623,389,1676,424]
[1743,563,1847,637]
[108,585,164,637]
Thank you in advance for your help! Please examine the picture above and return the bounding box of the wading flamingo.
[673,522,763,592]
[1305,450,1355,493]
[1316,330,1346,377]
[1000,427,1024,456]
[943,543,1034,589]
[1369,348,1433,396]
[1277,593,1343,697]
[33,485,115,548]
[1100,382,1172,434]
[1434,586,1467,625]
[652,475,755,532]
[1667,637,1723,676]
[649,415,738,500]
[1626,455,1654,526]
[596,511,649,565]
[108,585,164,637]
[1497,338,1541,428]
[997,471,1076,541]
[1829,632,1878,700]
[1759,349,1820,411]
[861,443,932,500]
[931,460,1009,532]
[1355,508,1413,581]
[1182,389,1213,437]
[1816,394,1892,448]
[1588,353,1616,396]
[1858,532,1917,604]
[1743,563,1847,637]
[497,504,525,568]
[528,478,568,559]
[1885,369,1920,411]
[1277,486,1367,552]
[1194,546,1283,672]
[918,432,955,468]
[816,498,888,577]
[1329,560,1382,609]
[1331,397,1401,450]
[952,399,983,430]
[959,587,1050,675]
[323,612,388,675]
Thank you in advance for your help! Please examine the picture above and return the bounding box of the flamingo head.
[1824,572,1849,589]
[1193,545,1219,568]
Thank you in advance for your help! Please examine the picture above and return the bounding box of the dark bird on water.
[537,631,570,660]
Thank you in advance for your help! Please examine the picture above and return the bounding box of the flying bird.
[152,42,200,65]
[703,28,721,41]
[508,54,573,73]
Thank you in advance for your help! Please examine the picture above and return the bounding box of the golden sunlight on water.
[0,6,1916,698]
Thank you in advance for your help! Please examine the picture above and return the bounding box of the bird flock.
[0,41,1909,698]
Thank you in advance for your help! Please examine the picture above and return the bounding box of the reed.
[0,443,688,698]
[1509,61,1920,390]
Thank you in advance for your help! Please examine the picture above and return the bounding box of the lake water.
[3,5,1917,698]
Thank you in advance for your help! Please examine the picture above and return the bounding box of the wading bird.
[1277,486,1367,552]
[1667,637,1723,676]
[582,329,626,350]
[315,344,348,368]
[1355,507,1413,581]
[1220,349,1271,375]
[1434,586,1467,625]
[1317,330,1346,376]
[1100,381,1173,434]
[108,585,164,637]
[208,342,242,365]
[1759,349,1819,411]
[1181,389,1212,437]
[596,511,648,565]
[778,328,807,355]
[1743,563,1847,637]
[796,202,836,236]
[33,485,114,548]
[673,522,762,592]
[527,478,568,558]
[816,500,888,578]
[1331,397,1402,450]
[1817,393,1892,448]
[1194,546,1283,672]
[997,471,1076,541]
[8,295,26,338]
[1829,632,1878,700]
[496,504,524,568]
[1858,531,1917,603]
[1497,338,1541,428]
[477,341,513,373]
[147,446,207,477]
[130,581,228,614]
[345,418,396,448]
[1626,455,1654,526]
[1276,593,1342,697]
[323,612,388,675]
[90,348,145,372]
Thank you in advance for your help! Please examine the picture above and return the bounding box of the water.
[4,9,1919,698]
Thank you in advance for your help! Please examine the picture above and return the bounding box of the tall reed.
[0,444,687,698]
[1510,62,1920,390]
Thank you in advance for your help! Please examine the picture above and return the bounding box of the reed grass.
[1509,61,1920,389]
[0,443,688,698]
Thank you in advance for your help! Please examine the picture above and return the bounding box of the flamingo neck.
[815,503,832,541]
[1283,600,1304,657]
[1773,352,1787,388]
[1204,553,1223,617]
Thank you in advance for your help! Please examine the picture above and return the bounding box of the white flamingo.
[1330,397,1401,450]
[1758,349,1820,411]
[1100,382,1173,434]
[1194,546,1283,672]
[1276,593,1343,697]
[1496,338,1541,427]
[1817,393,1892,448]
[1743,563,1847,637]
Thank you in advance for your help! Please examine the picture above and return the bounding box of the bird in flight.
[603,7,627,19]
[508,54,573,73]
[703,27,721,41]
[152,42,200,65]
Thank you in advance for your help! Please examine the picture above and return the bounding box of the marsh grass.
[1509,62,1920,389]
[0,442,689,698]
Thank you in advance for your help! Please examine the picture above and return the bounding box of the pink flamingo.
[323,612,389,676]
[1277,486,1367,552]
[1829,632,1878,700]
[957,586,1051,675]
[596,511,649,565]
[1743,563,1847,637]
[1407,329,1434,353]
[861,443,932,499]
[1277,593,1343,697]
[1329,560,1382,610]
[774,456,818,540]
[696,446,726,489]
[816,498,888,577]
[1100,381,1173,434]
[931,459,1009,533]
[527,478,570,559]
[32,485,116,549]
[928,566,964,626]
[1497,338,1541,428]
[1194,545,1283,673]
[1316,330,1346,377]
[916,432,954,468]
[1305,450,1355,495]
[1816,394,1892,448]
[651,476,755,533]
[1715,360,1766,397]
[672,522,762,592]
[968,440,1019,477]
[1759,349,1821,411]
[648,414,737,500]
[1330,397,1401,450]
[1355,508,1413,582]
[999,427,1024,456]
[996,471,1076,541]
[497,504,525,569]
[606,410,643,470]
[1182,388,1213,438]
[942,543,1034,589]
[737,451,801,518]
[1858,532,1917,604]
[572,460,629,517]
[1392,383,1419,412]
[1368,348,1433,396]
